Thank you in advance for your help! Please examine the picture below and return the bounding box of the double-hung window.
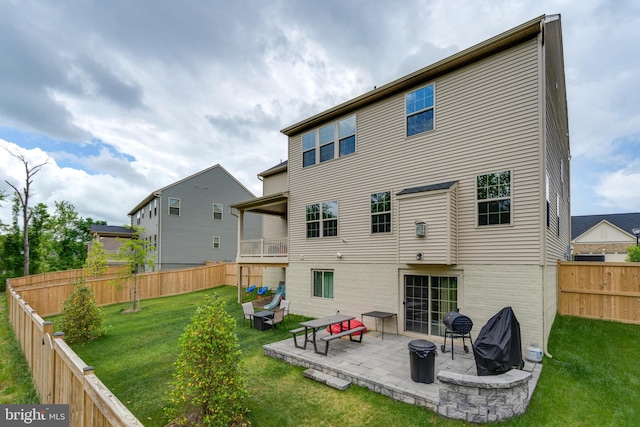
[306,201,338,238]
[371,191,391,233]
[477,171,511,226]
[406,84,435,136]
[213,203,223,220]
[302,115,356,167]
[319,124,334,162]
[313,270,334,299]
[213,236,220,249]
[168,197,181,216]
[338,115,356,156]
[302,131,317,167]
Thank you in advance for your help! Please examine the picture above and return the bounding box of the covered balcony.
[231,191,289,265]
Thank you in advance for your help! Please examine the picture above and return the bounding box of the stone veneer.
[437,369,531,423]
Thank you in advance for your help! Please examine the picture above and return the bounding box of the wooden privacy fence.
[11,262,264,317]
[7,285,143,427]
[558,261,640,325]
[5,261,264,427]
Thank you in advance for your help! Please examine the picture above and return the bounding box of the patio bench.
[290,327,307,349]
[318,326,366,356]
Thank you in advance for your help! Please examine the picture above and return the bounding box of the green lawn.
[4,287,640,426]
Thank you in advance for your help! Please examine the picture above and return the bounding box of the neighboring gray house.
[571,213,640,261]
[128,164,261,271]
[233,15,570,356]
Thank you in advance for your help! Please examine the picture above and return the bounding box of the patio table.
[361,311,398,340]
[253,310,275,331]
[299,314,356,354]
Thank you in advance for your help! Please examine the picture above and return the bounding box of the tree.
[165,293,247,426]
[85,239,109,278]
[115,227,155,312]
[4,150,48,276]
[626,245,640,262]
[59,280,105,345]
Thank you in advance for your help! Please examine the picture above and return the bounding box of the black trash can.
[408,340,437,383]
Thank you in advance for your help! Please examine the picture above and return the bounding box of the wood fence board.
[558,261,640,324]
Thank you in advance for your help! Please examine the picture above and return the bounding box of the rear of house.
[237,15,570,354]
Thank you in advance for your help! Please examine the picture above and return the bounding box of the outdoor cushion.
[326,320,367,335]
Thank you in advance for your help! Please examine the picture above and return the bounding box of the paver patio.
[263,329,541,413]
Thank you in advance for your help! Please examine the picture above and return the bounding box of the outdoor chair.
[242,302,255,327]
[264,308,285,330]
[279,299,291,323]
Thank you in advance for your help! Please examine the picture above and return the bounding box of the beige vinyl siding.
[397,186,457,265]
[543,18,571,264]
[263,170,288,194]
[289,39,543,265]
[262,170,288,239]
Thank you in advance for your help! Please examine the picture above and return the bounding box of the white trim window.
[168,197,181,216]
[136,211,141,225]
[312,270,334,299]
[213,236,220,249]
[406,84,434,137]
[302,115,356,168]
[371,191,391,233]
[213,203,223,220]
[306,201,338,238]
[476,171,511,226]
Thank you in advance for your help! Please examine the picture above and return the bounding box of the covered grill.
[441,310,473,359]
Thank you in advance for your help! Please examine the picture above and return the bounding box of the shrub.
[59,281,105,345]
[626,245,640,262]
[165,293,247,427]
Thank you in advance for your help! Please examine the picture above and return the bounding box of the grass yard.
[0,292,39,404]
[4,286,640,426]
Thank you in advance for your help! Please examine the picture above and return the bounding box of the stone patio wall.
[437,369,531,423]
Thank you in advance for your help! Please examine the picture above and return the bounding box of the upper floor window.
[477,171,511,226]
[153,199,157,216]
[213,203,223,220]
[306,201,338,238]
[168,197,181,216]
[371,191,391,233]
[406,84,434,137]
[302,115,356,167]
[213,236,220,249]
[302,131,316,167]
[136,211,141,225]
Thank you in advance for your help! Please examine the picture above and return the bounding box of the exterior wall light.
[415,221,427,237]
[416,252,423,260]
[336,252,342,258]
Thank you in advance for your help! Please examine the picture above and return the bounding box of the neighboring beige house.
[232,15,570,355]
[571,213,640,262]
[88,225,134,265]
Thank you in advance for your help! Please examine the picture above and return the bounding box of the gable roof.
[281,14,549,137]
[571,213,640,240]
[128,164,255,215]
[90,224,134,237]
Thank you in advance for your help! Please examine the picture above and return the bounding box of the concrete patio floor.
[263,329,542,413]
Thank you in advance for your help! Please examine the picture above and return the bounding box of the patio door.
[404,275,458,336]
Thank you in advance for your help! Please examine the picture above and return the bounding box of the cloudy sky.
[1,0,639,227]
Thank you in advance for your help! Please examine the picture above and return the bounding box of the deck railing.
[240,237,288,257]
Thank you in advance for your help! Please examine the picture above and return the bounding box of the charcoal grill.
[441,310,473,360]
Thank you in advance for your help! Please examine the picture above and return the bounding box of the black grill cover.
[472,307,524,376]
